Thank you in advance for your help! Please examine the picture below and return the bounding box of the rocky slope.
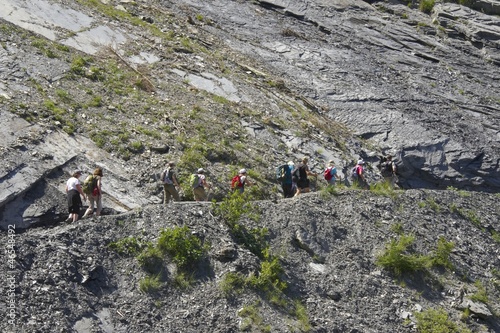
[1,189,499,332]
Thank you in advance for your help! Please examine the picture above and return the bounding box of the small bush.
[469,280,488,304]
[139,274,162,293]
[319,184,339,198]
[491,229,500,243]
[137,245,164,274]
[157,226,206,270]
[426,197,441,213]
[431,236,454,270]
[414,307,471,333]
[173,271,195,289]
[238,302,271,333]
[129,141,144,153]
[376,234,430,276]
[213,191,261,225]
[108,236,149,256]
[390,223,404,235]
[294,300,312,332]
[219,271,246,297]
[248,256,287,293]
[419,0,435,14]
[370,181,398,198]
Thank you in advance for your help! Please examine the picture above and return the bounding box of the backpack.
[231,175,243,189]
[82,175,98,195]
[190,174,201,188]
[324,167,333,181]
[381,161,393,177]
[276,164,292,183]
[161,168,173,184]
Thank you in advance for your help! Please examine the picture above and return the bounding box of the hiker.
[352,160,369,190]
[293,157,318,196]
[65,169,86,222]
[283,161,296,198]
[82,167,104,218]
[324,160,341,186]
[161,161,180,204]
[192,168,210,201]
[231,168,253,194]
[277,161,295,198]
[380,155,398,188]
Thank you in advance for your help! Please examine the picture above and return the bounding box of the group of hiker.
[160,162,254,204]
[64,154,398,220]
[65,167,103,222]
[278,155,398,197]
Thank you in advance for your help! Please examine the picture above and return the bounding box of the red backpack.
[323,167,333,181]
[231,175,243,189]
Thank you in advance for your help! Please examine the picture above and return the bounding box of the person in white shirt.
[65,170,86,222]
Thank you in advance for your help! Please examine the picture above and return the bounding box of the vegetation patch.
[414,307,471,333]
[108,236,150,256]
[157,225,207,270]
[376,234,455,277]
[376,234,430,276]
[370,181,399,198]
[238,302,271,333]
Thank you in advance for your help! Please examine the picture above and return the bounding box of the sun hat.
[288,161,294,166]
[239,168,247,174]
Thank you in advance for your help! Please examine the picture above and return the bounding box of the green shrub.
[293,300,312,332]
[465,210,480,227]
[139,274,162,293]
[219,271,246,297]
[426,197,441,212]
[70,56,91,76]
[213,191,261,225]
[414,307,471,333]
[370,181,398,198]
[491,229,500,243]
[431,236,454,270]
[157,226,206,269]
[108,236,149,256]
[129,141,144,152]
[137,245,164,274]
[419,0,435,14]
[469,280,488,304]
[238,302,271,333]
[376,234,430,276]
[173,271,195,289]
[390,223,404,235]
[319,184,339,198]
[248,256,287,293]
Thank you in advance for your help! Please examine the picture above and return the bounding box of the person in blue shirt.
[324,160,341,185]
[282,161,295,198]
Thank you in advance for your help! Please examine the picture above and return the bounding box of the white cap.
[288,161,294,166]
[197,168,204,173]
[357,160,365,165]
[239,168,247,174]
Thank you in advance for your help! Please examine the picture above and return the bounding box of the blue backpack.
[276,164,292,183]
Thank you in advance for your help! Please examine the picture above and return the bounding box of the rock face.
[195,0,500,191]
[0,1,500,331]
[1,190,499,332]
